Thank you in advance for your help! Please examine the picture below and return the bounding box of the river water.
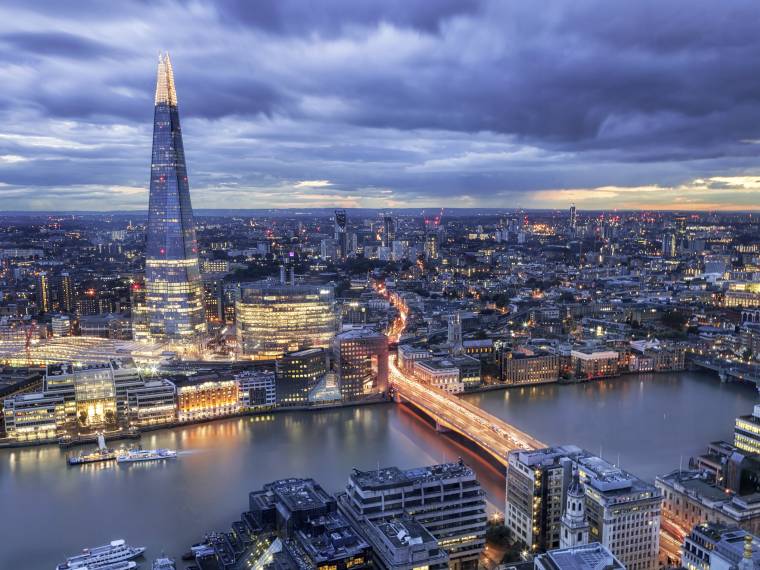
[1,371,756,569]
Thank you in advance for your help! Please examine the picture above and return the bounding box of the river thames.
[1,371,756,569]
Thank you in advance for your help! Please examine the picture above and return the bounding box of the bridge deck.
[389,359,544,466]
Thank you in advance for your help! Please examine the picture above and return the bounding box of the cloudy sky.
[2,0,760,211]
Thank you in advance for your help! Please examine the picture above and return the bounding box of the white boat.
[56,539,145,569]
[82,562,138,570]
[116,448,177,464]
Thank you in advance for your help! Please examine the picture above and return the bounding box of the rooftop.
[351,460,475,490]
[535,543,624,570]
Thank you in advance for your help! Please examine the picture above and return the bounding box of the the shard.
[144,53,205,343]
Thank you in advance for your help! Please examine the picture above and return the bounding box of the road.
[388,357,544,466]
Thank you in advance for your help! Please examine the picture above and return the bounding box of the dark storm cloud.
[1,0,760,210]
[0,31,122,59]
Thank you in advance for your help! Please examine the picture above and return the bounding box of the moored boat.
[55,539,145,570]
[116,447,177,464]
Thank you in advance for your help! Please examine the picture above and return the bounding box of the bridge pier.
[719,371,728,383]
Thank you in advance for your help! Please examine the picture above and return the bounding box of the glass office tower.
[144,53,205,343]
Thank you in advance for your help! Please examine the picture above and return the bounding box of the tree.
[104,409,116,427]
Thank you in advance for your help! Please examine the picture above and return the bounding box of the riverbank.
[0,393,390,449]
[2,371,754,570]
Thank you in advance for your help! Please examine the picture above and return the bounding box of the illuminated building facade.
[570,349,619,379]
[176,380,240,422]
[275,348,328,406]
[2,358,165,440]
[36,271,51,314]
[333,328,388,400]
[501,349,560,385]
[2,393,65,441]
[236,282,336,360]
[144,53,205,343]
[125,379,177,427]
[735,405,760,455]
[507,446,662,570]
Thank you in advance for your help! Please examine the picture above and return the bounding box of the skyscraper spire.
[154,52,178,106]
[142,54,205,344]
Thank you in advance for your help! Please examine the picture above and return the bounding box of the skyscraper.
[382,214,396,247]
[144,53,205,343]
[569,203,577,232]
[334,209,348,259]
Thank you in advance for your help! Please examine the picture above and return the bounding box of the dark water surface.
[1,371,755,569]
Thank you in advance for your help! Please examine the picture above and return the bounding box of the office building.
[682,523,760,570]
[412,355,481,394]
[144,53,206,343]
[662,232,677,258]
[339,460,487,569]
[235,370,276,409]
[506,446,576,553]
[656,469,760,538]
[2,392,65,441]
[176,379,240,422]
[570,349,619,379]
[736,405,760,455]
[236,281,336,360]
[333,328,388,401]
[51,315,71,337]
[124,378,177,427]
[275,348,328,407]
[507,446,662,570]
[502,348,560,385]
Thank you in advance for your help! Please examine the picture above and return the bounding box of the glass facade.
[236,282,336,360]
[145,53,205,342]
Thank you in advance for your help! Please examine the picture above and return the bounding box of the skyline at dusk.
[3,1,760,212]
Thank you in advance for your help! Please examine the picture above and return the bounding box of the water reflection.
[0,372,756,569]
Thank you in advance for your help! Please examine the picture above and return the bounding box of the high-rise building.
[58,272,74,313]
[569,203,577,232]
[424,232,439,260]
[662,232,677,258]
[333,328,388,400]
[144,53,205,343]
[335,209,348,259]
[236,281,336,360]
[36,271,51,314]
[382,214,396,247]
[275,348,328,406]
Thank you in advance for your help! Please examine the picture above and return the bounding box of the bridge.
[388,358,544,467]
[692,357,760,388]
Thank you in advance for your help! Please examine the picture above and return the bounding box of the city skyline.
[1,1,760,211]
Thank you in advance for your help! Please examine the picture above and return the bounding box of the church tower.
[560,472,590,549]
